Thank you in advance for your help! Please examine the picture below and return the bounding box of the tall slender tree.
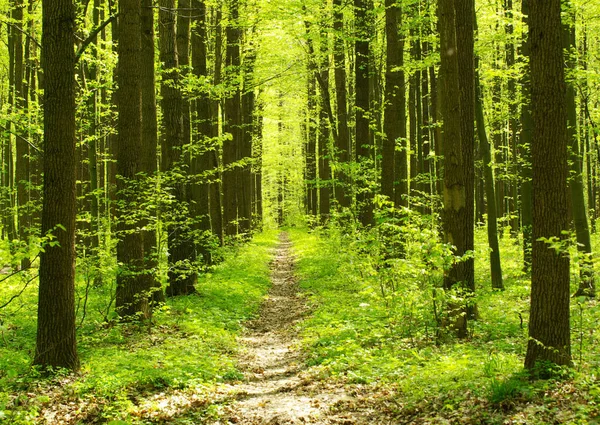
[141,0,163,302]
[355,0,374,227]
[115,0,151,318]
[34,0,79,369]
[332,0,351,208]
[223,0,243,236]
[160,0,197,296]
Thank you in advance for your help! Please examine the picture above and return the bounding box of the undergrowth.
[289,221,600,424]
[0,230,278,424]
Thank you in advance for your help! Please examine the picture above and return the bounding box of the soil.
[213,232,363,425]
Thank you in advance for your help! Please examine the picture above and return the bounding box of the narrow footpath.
[215,232,356,424]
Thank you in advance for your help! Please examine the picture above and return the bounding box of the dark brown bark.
[475,33,503,290]
[34,0,79,369]
[191,0,214,264]
[438,0,467,338]
[14,0,30,269]
[355,0,373,227]
[239,49,256,235]
[524,0,572,369]
[115,0,151,318]
[222,0,242,237]
[332,0,351,208]
[318,36,331,225]
[382,0,403,202]
[306,78,318,217]
[455,0,476,315]
[159,0,197,296]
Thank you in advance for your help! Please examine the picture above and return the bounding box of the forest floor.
[209,232,369,424]
[3,228,600,424]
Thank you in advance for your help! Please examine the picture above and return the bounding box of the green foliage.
[0,230,278,423]
[287,225,600,423]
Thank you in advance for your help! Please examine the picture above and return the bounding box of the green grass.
[288,225,600,424]
[0,230,278,424]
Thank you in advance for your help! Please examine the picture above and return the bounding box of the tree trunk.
[141,0,163,302]
[115,0,152,318]
[222,0,242,237]
[355,0,373,227]
[438,0,467,338]
[239,49,256,235]
[210,5,224,244]
[332,0,351,209]
[159,0,197,296]
[524,0,572,370]
[382,0,403,202]
[191,0,214,264]
[455,0,476,318]
[318,37,331,225]
[34,0,79,370]
[475,39,503,290]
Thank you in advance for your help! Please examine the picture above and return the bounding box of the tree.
[524,0,572,369]
[34,0,79,369]
[355,0,374,227]
[474,27,503,290]
[382,0,404,202]
[437,0,468,337]
[191,0,217,263]
[455,0,476,317]
[141,0,164,302]
[159,0,197,296]
[563,5,594,297]
[223,0,243,237]
[520,0,533,272]
[332,0,351,209]
[115,0,152,318]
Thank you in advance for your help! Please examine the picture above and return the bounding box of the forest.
[0,0,599,423]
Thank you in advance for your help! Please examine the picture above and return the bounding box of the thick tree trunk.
[438,0,467,338]
[34,0,79,370]
[524,0,572,370]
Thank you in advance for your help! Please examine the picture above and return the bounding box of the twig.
[0,274,38,310]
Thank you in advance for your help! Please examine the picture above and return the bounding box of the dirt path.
[215,232,354,424]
